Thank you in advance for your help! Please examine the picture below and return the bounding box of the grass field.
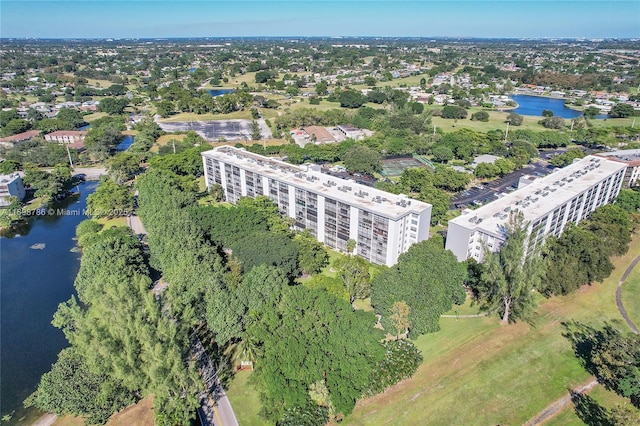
[344,235,640,425]
[225,371,273,426]
[96,216,127,229]
[158,110,253,122]
[52,396,155,426]
[83,112,108,122]
[620,259,640,328]
[545,385,633,426]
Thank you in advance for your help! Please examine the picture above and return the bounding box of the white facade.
[446,155,627,262]
[0,173,26,206]
[595,149,640,187]
[202,146,432,266]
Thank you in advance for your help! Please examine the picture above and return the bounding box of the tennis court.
[381,155,434,177]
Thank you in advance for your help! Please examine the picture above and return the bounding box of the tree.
[472,212,546,323]
[583,106,601,119]
[441,105,468,119]
[339,90,367,108]
[106,152,140,184]
[363,76,377,87]
[1,118,31,136]
[418,184,449,224]
[564,322,640,408]
[55,108,86,129]
[540,116,566,129]
[232,231,299,278]
[315,81,328,96]
[84,122,124,160]
[366,90,387,104]
[97,97,129,115]
[52,228,202,424]
[585,204,633,257]
[342,145,382,175]
[364,339,423,396]
[86,178,133,218]
[335,255,371,304]
[432,146,454,163]
[390,301,410,339]
[250,120,261,140]
[542,109,554,117]
[155,100,174,117]
[616,188,640,212]
[371,236,467,336]
[549,148,585,167]
[609,103,635,118]
[506,112,523,126]
[475,162,501,179]
[25,348,134,425]
[471,111,490,122]
[251,286,385,421]
[293,231,329,275]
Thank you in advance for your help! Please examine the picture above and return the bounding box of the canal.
[0,180,98,423]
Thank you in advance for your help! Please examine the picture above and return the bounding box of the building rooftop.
[0,130,40,143]
[203,146,431,220]
[301,126,335,143]
[449,155,627,238]
[45,130,87,137]
[596,149,640,166]
[0,173,22,184]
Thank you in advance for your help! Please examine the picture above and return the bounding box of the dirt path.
[615,255,640,334]
[32,413,57,426]
[524,378,599,425]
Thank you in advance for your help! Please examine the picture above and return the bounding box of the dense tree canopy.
[371,236,467,336]
[251,286,385,421]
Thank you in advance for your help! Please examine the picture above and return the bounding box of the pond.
[509,94,583,118]
[208,89,234,97]
[0,181,97,423]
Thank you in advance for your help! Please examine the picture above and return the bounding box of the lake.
[208,89,233,97]
[0,181,97,423]
[510,94,583,118]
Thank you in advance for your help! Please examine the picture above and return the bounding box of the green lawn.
[96,216,127,228]
[545,385,634,426]
[159,110,253,122]
[620,260,640,328]
[344,235,640,425]
[84,112,108,122]
[225,370,274,426]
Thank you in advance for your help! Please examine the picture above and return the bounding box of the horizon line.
[2,36,638,40]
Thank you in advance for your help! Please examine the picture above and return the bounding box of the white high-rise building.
[202,146,432,266]
[0,173,26,206]
[446,155,627,262]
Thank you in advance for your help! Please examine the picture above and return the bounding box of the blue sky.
[2,1,639,39]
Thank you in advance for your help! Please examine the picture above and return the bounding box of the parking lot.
[450,161,555,209]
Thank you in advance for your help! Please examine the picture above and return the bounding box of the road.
[192,334,239,426]
[126,214,147,235]
[72,167,106,180]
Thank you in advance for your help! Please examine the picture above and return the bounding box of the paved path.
[440,313,487,318]
[524,378,599,425]
[615,255,640,334]
[191,334,239,426]
[126,214,147,235]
